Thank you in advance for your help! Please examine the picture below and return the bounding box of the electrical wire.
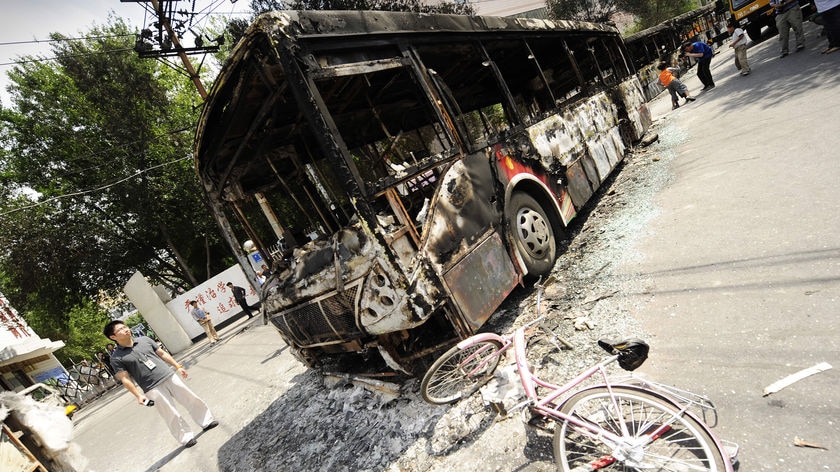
[0,34,135,48]
[0,47,136,67]
[0,155,193,217]
[0,125,197,217]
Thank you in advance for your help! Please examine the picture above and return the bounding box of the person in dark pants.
[226,282,254,318]
[683,41,716,91]
[816,0,840,54]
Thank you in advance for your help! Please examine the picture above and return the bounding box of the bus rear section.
[193,11,650,375]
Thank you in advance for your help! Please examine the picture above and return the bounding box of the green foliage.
[547,0,699,28]
[547,0,622,22]
[58,300,112,364]
[123,312,146,330]
[0,17,233,343]
[622,0,699,29]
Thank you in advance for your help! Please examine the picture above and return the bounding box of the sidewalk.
[72,315,304,472]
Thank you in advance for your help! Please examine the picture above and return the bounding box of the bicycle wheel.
[420,340,503,405]
[554,386,728,472]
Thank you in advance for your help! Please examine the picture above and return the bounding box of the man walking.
[226,282,255,318]
[189,300,220,343]
[103,321,218,448]
[771,0,806,57]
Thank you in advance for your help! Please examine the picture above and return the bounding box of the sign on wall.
[164,265,260,340]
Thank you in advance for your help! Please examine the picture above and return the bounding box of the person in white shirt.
[728,21,751,76]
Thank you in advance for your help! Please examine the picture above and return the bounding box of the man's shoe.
[184,438,197,448]
[203,420,219,431]
[796,44,805,51]
[740,71,750,76]
[823,46,840,54]
[780,51,789,58]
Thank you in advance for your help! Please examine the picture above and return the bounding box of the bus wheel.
[507,192,557,277]
[746,23,763,43]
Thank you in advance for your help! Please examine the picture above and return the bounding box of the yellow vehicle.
[20,383,78,418]
[730,0,815,42]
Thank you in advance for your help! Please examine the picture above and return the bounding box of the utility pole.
[149,0,208,98]
[130,0,223,99]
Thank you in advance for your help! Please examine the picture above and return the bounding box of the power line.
[0,47,136,67]
[0,156,193,217]
[0,125,197,218]
[0,34,135,48]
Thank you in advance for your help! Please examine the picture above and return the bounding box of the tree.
[61,300,112,364]
[621,0,698,29]
[0,17,233,340]
[547,0,622,23]
[547,0,699,30]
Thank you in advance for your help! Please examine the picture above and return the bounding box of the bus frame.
[194,10,651,375]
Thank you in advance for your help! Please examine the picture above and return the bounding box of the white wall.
[164,265,259,340]
[123,272,193,354]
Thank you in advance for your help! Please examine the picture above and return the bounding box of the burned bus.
[193,11,651,374]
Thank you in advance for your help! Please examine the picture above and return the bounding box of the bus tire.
[507,192,557,277]
[746,23,763,43]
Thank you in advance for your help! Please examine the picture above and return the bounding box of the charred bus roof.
[193,10,620,201]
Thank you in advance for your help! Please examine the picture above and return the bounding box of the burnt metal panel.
[442,231,517,330]
[270,281,362,347]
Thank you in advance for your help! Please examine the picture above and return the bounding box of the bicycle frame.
[453,326,736,471]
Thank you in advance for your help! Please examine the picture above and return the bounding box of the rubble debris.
[793,436,828,450]
[762,362,832,397]
[639,132,659,147]
[324,372,402,401]
[582,290,618,305]
[574,317,595,331]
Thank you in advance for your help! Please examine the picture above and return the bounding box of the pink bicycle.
[420,279,739,471]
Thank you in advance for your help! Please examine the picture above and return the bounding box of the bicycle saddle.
[598,339,649,371]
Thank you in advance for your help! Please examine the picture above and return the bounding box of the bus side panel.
[442,231,517,330]
[419,152,519,329]
[421,153,504,268]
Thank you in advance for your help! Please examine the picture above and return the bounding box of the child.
[728,21,751,75]
[657,62,695,110]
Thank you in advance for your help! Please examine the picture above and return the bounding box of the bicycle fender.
[457,332,505,349]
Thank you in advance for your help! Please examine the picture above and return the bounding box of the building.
[0,292,67,392]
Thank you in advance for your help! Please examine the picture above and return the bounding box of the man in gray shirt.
[105,320,218,447]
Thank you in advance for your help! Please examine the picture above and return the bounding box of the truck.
[729,0,816,42]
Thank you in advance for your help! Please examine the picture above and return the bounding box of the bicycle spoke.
[555,387,726,472]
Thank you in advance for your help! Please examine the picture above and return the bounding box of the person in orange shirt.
[658,62,696,110]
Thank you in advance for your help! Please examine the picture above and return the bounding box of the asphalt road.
[620,21,840,471]
[69,21,839,472]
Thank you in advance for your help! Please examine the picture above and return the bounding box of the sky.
[0,0,246,106]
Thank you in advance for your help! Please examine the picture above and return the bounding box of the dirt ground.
[213,118,683,472]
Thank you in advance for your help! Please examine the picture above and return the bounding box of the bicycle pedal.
[526,414,553,432]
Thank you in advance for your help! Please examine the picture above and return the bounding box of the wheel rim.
[515,206,551,258]
[557,388,724,472]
